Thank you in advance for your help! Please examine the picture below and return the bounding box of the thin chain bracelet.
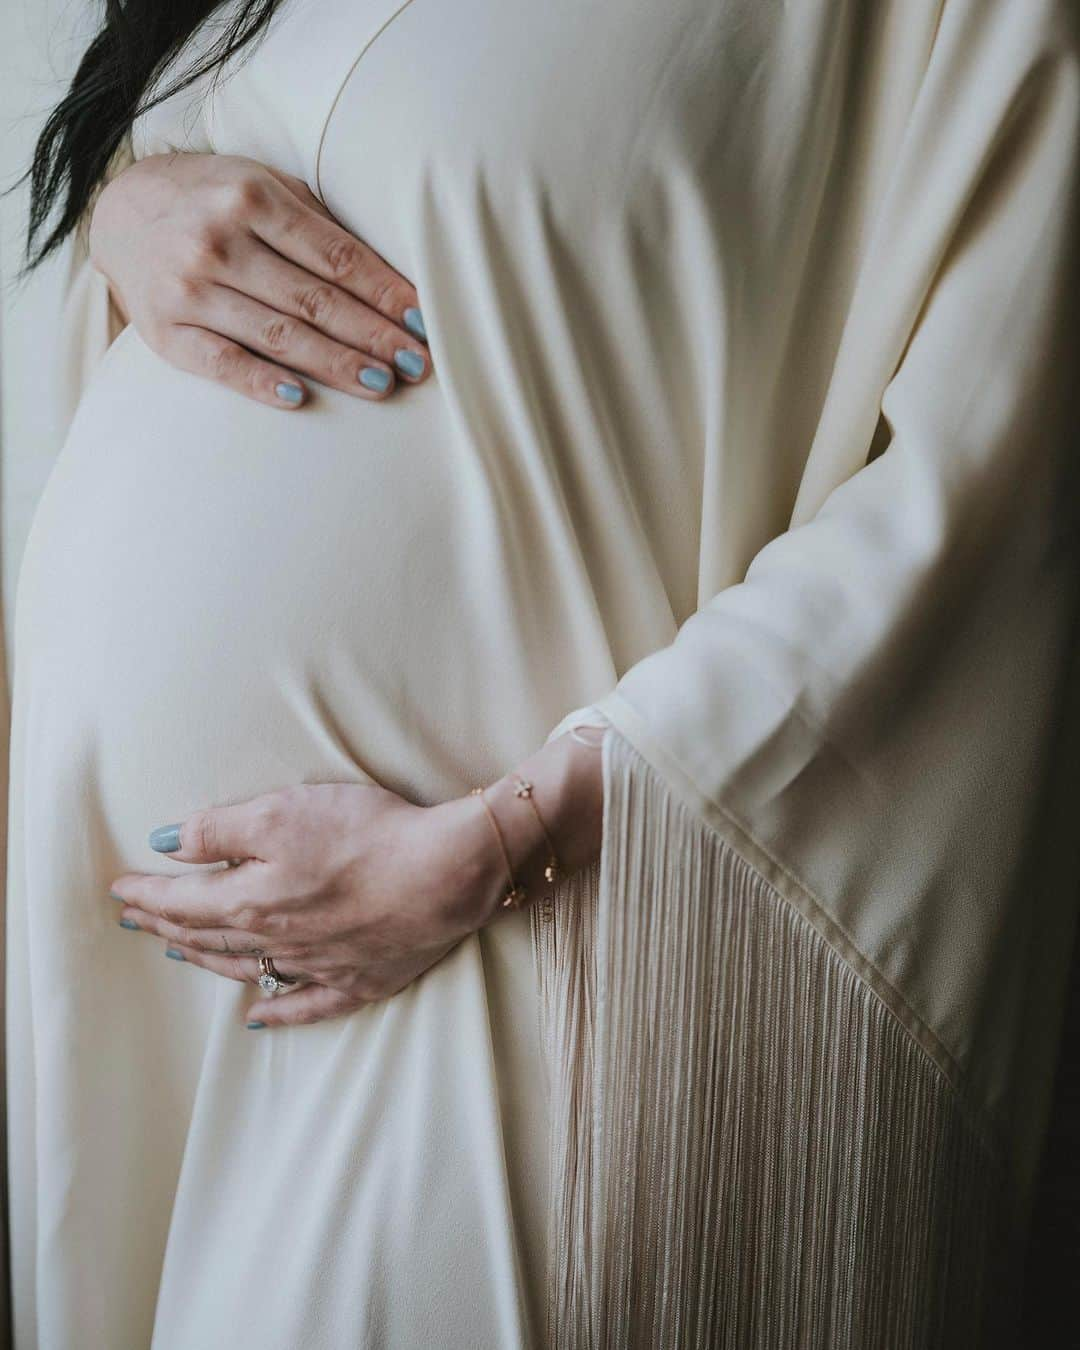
[509,777,563,926]
[510,777,562,887]
[469,787,529,910]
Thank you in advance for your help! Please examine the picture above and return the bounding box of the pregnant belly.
[14,328,586,836]
[9,326,558,1345]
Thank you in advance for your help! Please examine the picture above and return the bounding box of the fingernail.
[402,306,427,341]
[165,947,186,962]
[246,1020,267,1030]
[275,381,304,405]
[393,349,425,379]
[109,890,126,902]
[359,366,391,392]
[149,823,182,853]
[118,917,140,930]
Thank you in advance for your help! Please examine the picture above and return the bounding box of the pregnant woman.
[7,1,1080,1346]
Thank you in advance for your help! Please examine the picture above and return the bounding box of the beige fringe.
[532,727,1021,1349]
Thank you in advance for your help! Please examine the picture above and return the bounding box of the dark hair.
[13,0,287,277]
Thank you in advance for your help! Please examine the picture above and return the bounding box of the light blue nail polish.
[359,366,391,392]
[149,823,182,853]
[394,349,425,379]
[118,917,140,930]
[275,381,304,405]
[165,947,186,962]
[109,890,126,903]
[246,1020,267,1030]
[403,306,427,341]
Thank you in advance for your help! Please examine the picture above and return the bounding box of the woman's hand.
[88,151,431,409]
[108,731,605,1028]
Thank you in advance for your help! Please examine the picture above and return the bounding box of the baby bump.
[13,328,572,845]
[9,337,555,1338]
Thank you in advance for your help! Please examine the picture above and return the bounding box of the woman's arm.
[106,728,604,1029]
[87,150,432,407]
[55,133,136,431]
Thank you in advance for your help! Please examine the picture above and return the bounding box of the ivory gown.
[7,1,1080,1347]
[8,2,696,1344]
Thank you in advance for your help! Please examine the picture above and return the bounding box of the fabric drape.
[539,2,1080,1342]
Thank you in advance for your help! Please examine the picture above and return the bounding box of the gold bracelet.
[510,776,562,886]
[469,787,529,910]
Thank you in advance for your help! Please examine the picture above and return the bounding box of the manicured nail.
[149,823,182,853]
[246,1020,267,1030]
[118,917,140,930]
[394,349,425,379]
[359,366,391,392]
[109,890,126,903]
[165,947,186,962]
[275,381,304,405]
[402,306,427,341]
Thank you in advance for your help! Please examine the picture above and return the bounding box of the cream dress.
[7,2,1080,1348]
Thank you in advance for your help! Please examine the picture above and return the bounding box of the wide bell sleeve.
[56,133,134,432]
[534,3,1080,1347]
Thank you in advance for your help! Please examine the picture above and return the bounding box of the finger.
[250,189,426,342]
[193,285,414,396]
[232,251,430,384]
[145,800,282,865]
[165,324,312,409]
[157,942,307,989]
[113,905,270,955]
[262,174,430,353]
[262,167,340,223]
[245,982,359,1029]
[108,862,262,929]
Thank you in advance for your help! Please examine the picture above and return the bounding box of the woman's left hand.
[109,781,513,1028]
[108,732,604,1028]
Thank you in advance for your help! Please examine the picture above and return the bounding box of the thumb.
[246,983,359,1029]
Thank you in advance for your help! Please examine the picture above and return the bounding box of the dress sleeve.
[56,133,134,434]
[535,4,1080,1345]
[553,8,1079,880]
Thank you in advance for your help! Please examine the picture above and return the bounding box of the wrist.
[106,279,131,328]
[485,730,605,896]
[425,791,511,931]
[444,726,607,930]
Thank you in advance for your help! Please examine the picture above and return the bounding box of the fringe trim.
[532,727,1021,1349]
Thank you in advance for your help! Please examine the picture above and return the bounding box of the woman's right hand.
[88,151,430,409]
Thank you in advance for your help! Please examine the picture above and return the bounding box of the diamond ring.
[257,954,296,995]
